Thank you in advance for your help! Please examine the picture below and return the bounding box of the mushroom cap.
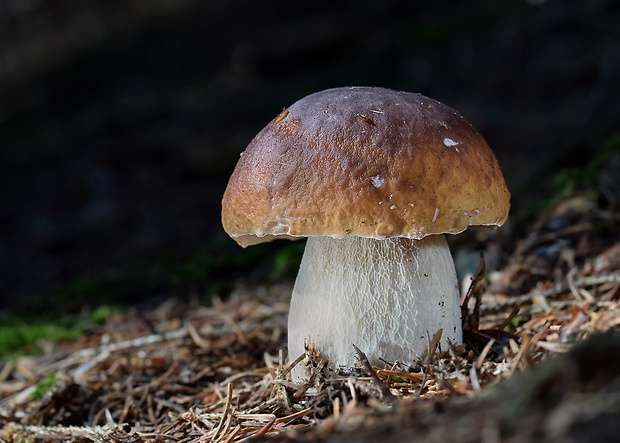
[222,86,510,247]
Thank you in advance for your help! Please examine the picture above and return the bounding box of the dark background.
[1,0,619,314]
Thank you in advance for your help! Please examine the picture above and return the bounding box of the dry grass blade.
[376,369,424,384]
[212,383,234,441]
[475,339,496,370]
[461,253,486,332]
[248,416,277,439]
[353,345,396,403]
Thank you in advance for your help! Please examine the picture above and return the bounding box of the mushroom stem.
[288,235,462,381]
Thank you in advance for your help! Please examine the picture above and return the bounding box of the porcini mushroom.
[221,86,510,381]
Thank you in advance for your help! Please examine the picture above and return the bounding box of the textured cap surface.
[222,86,510,247]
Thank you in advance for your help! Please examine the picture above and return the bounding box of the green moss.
[503,314,522,333]
[30,373,58,400]
[0,321,81,357]
[520,134,620,222]
[271,242,305,280]
[5,235,302,360]
[90,305,122,325]
[556,135,619,197]
[17,238,296,324]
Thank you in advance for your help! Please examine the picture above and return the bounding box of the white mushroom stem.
[288,235,462,381]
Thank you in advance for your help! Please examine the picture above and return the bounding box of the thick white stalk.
[288,235,461,381]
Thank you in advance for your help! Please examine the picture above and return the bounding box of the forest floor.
[0,190,619,443]
[1,2,620,441]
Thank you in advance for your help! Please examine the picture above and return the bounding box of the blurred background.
[1,0,619,317]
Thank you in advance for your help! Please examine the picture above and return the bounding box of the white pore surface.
[288,235,462,381]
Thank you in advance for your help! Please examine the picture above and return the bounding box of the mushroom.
[221,86,510,381]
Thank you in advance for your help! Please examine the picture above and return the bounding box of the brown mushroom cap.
[222,86,510,247]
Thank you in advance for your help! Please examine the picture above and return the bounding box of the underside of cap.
[222,86,510,247]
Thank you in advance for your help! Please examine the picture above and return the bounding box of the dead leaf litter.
[1,193,619,442]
